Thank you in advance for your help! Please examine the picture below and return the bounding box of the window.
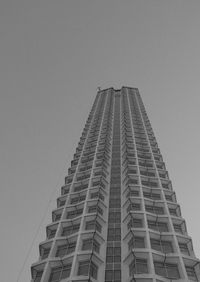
[82,238,100,253]
[165,194,173,202]
[92,179,105,189]
[109,198,120,208]
[127,203,141,212]
[58,200,65,207]
[141,180,158,188]
[107,227,121,241]
[77,173,90,181]
[106,246,121,263]
[62,188,69,195]
[150,239,173,253]
[148,220,168,232]
[90,192,104,201]
[41,248,50,259]
[34,270,43,282]
[67,209,83,219]
[127,190,139,197]
[85,220,102,233]
[129,258,148,275]
[154,262,180,279]
[54,213,61,222]
[78,260,98,279]
[185,266,198,281]
[140,171,155,177]
[88,205,103,215]
[62,224,80,236]
[145,205,164,215]
[179,243,189,255]
[128,218,143,229]
[71,195,86,204]
[127,178,138,185]
[143,191,160,200]
[80,165,92,172]
[49,264,71,282]
[108,211,121,223]
[48,229,57,239]
[74,184,88,192]
[105,270,121,282]
[173,224,183,234]
[128,237,145,250]
[162,182,170,189]
[169,208,177,216]
[56,242,76,257]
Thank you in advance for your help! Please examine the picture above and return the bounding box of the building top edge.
[97,86,139,93]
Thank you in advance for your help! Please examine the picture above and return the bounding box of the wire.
[16,157,68,282]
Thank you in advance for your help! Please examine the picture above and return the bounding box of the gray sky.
[0,1,200,281]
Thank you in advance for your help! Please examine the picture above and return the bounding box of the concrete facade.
[31,87,200,282]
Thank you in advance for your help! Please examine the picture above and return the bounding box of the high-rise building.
[31,87,200,282]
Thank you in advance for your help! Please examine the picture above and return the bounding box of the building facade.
[31,87,200,282]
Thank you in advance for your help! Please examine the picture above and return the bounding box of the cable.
[16,157,69,282]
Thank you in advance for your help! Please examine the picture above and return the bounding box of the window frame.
[49,263,72,282]
[154,261,180,279]
[129,258,148,275]
[56,242,76,257]
[78,260,98,279]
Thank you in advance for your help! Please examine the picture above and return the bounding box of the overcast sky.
[1,1,200,281]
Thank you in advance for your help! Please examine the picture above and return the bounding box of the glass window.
[90,192,104,201]
[150,239,173,253]
[108,211,121,223]
[109,198,120,208]
[185,266,198,281]
[88,205,103,215]
[145,205,164,215]
[41,248,50,259]
[165,194,173,201]
[78,260,98,279]
[173,224,182,234]
[48,229,56,239]
[141,180,158,188]
[67,209,83,219]
[127,190,139,197]
[128,237,145,250]
[129,258,148,275]
[74,184,88,192]
[162,182,170,189]
[127,203,141,212]
[106,246,121,263]
[34,270,43,282]
[54,214,61,222]
[62,224,80,236]
[56,242,76,257]
[49,264,71,282]
[82,238,100,253]
[105,270,121,281]
[71,195,86,204]
[143,191,160,200]
[169,208,177,216]
[154,261,180,279]
[58,200,65,207]
[62,188,69,195]
[107,227,121,241]
[85,220,102,233]
[148,220,168,232]
[128,218,143,229]
[179,243,189,255]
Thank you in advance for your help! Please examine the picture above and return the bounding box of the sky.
[0,0,200,281]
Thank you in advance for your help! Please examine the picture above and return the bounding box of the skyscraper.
[31,87,200,282]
